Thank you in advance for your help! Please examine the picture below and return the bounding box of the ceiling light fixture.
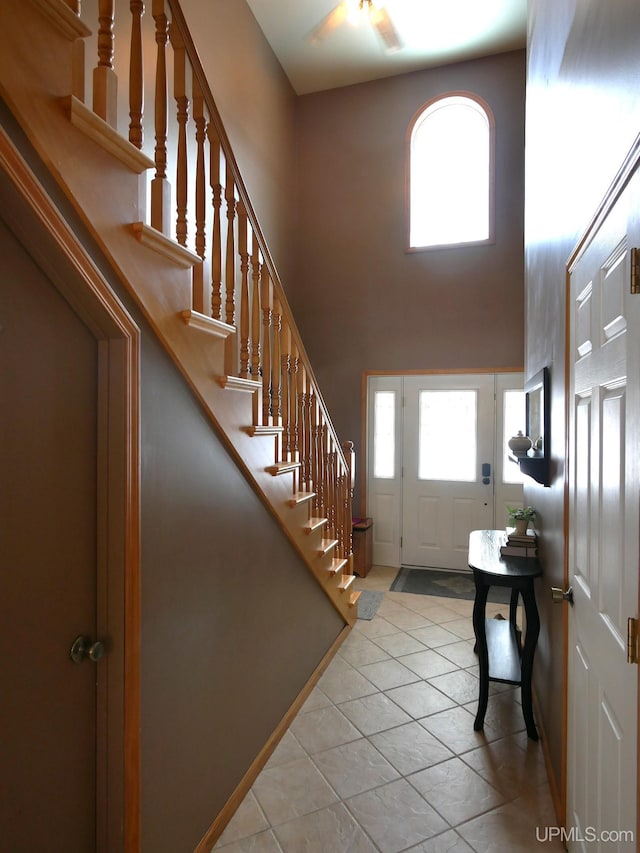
[308,0,403,53]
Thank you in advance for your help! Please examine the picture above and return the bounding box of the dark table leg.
[509,588,519,635]
[520,580,540,740]
[472,575,490,732]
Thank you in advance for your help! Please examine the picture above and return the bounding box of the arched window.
[407,93,494,249]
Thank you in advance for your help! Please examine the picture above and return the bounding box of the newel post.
[342,440,356,497]
[342,440,355,560]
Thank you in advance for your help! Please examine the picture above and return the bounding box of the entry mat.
[390,567,512,604]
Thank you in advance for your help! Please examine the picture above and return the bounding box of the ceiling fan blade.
[371,7,403,53]
[306,1,350,44]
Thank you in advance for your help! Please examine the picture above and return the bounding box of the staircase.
[0,0,360,625]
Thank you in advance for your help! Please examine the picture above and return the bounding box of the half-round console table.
[468,529,542,741]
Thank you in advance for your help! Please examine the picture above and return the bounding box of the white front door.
[367,373,524,570]
[402,374,495,569]
[566,168,639,850]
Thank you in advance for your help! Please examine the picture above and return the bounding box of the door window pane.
[373,391,395,478]
[503,389,526,484]
[419,390,477,481]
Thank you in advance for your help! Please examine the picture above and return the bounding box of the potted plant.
[507,505,536,536]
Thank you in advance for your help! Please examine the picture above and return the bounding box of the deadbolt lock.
[69,635,105,664]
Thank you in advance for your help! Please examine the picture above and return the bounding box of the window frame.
[405,91,496,252]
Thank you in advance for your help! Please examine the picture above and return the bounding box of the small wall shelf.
[511,452,550,487]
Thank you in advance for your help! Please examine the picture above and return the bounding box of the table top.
[468,529,542,579]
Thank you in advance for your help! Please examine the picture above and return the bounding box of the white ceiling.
[246,0,527,95]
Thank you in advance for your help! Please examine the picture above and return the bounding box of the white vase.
[514,518,528,535]
[508,431,532,455]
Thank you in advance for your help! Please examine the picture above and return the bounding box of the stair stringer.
[0,0,359,625]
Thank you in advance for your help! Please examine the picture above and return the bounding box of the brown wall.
[180,0,298,287]
[139,325,344,851]
[292,50,526,512]
[526,0,640,811]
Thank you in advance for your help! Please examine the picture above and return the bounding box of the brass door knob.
[69,635,105,664]
[551,586,574,606]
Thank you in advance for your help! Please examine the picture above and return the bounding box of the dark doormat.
[390,567,512,604]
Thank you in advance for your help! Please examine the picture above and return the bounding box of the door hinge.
[631,248,640,294]
[627,617,638,664]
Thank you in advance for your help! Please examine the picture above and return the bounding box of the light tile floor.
[214,567,564,852]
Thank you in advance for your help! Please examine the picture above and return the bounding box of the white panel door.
[402,374,495,570]
[567,178,638,850]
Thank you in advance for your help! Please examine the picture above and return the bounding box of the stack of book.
[500,527,538,558]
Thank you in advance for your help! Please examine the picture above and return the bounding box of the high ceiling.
[246,0,527,95]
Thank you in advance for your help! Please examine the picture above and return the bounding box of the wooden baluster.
[297,364,308,490]
[271,295,282,437]
[310,392,320,515]
[336,470,346,559]
[224,162,237,328]
[333,448,340,546]
[327,431,336,541]
[224,162,237,375]
[170,22,188,246]
[250,236,262,424]
[238,202,250,379]
[342,441,355,559]
[70,0,85,101]
[319,419,328,524]
[93,0,117,127]
[129,0,144,148]
[208,129,223,320]
[280,319,291,464]
[323,428,332,537]
[261,269,272,426]
[65,0,84,99]
[192,76,206,312]
[151,0,170,235]
[289,340,299,483]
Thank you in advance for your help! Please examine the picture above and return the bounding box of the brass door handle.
[69,635,105,664]
[551,586,574,606]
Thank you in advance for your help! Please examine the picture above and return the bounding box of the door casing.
[0,129,141,851]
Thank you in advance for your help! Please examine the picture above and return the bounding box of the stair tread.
[288,491,316,507]
[338,573,356,592]
[349,590,362,608]
[327,557,347,576]
[218,375,261,392]
[304,517,327,534]
[318,538,338,556]
[182,309,235,338]
[266,461,301,476]
[245,425,284,436]
[66,96,154,173]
